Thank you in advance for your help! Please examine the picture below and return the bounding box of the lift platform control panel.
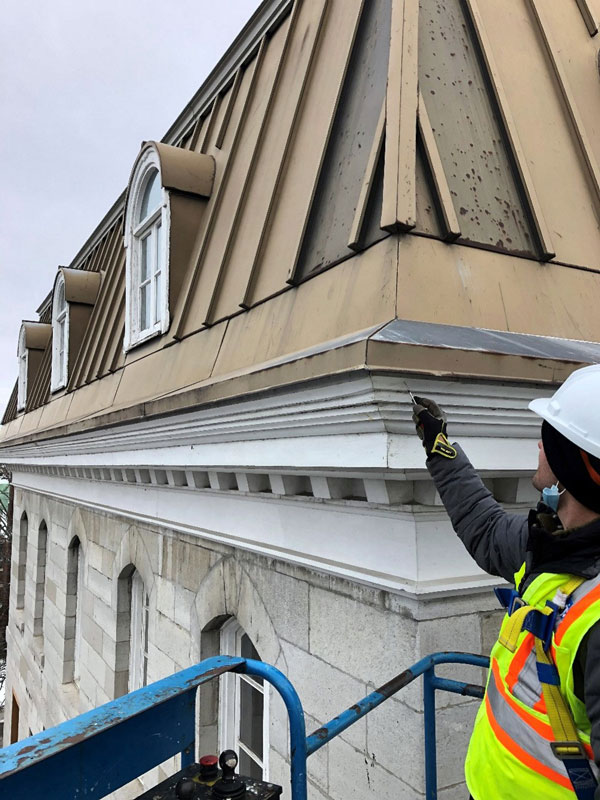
[136,750,283,800]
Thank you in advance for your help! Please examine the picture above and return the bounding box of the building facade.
[3,0,600,797]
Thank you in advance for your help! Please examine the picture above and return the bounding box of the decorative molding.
[0,374,549,469]
[12,468,520,597]
[10,461,538,509]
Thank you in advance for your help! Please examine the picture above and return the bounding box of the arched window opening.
[130,569,149,691]
[219,620,269,781]
[116,565,149,695]
[15,512,28,611]
[66,537,83,683]
[33,521,48,637]
[51,275,69,391]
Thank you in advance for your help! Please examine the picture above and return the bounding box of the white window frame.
[73,541,83,683]
[51,273,69,392]
[219,619,269,781]
[17,326,27,412]
[129,570,149,691]
[124,146,170,351]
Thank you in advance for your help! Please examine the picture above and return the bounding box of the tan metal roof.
[4,0,600,443]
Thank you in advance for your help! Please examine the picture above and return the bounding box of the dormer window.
[123,141,215,352]
[51,275,68,391]
[16,321,52,414]
[124,148,169,350]
[17,327,27,412]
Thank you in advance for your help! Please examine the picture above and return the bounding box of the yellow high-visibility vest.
[466,566,600,799]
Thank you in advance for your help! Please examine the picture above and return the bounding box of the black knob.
[213,750,245,799]
[219,749,238,782]
[175,777,197,800]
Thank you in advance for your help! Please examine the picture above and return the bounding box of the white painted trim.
[17,326,28,412]
[219,620,269,780]
[73,542,83,683]
[124,146,171,351]
[0,374,548,472]
[11,469,511,597]
[50,273,69,393]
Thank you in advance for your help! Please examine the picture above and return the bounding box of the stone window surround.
[66,536,83,684]
[32,520,48,639]
[15,511,28,611]
[129,569,149,692]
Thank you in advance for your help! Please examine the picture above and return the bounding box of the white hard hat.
[529,364,600,459]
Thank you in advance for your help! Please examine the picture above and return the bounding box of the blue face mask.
[542,483,564,512]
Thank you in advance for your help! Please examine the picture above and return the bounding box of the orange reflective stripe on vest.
[555,581,600,646]
[486,672,573,789]
[466,568,600,799]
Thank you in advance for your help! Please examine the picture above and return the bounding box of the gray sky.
[0,0,259,415]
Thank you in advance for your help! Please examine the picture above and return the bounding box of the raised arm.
[413,395,529,584]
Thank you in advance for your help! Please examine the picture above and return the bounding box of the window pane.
[140,284,151,331]
[139,170,161,222]
[240,679,263,760]
[241,634,263,684]
[153,222,162,325]
[141,233,152,282]
[239,748,262,781]
[56,282,66,312]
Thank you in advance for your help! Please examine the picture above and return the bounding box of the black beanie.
[542,420,600,514]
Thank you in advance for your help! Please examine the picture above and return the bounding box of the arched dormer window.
[123,142,215,351]
[51,274,68,391]
[50,267,100,394]
[17,327,27,412]
[124,148,169,349]
[16,321,52,414]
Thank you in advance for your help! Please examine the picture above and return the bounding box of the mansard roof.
[3,0,600,444]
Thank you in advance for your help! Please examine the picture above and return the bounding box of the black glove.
[411,395,457,459]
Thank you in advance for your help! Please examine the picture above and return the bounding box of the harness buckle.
[551,741,587,760]
[510,595,526,615]
[495,587,525,616]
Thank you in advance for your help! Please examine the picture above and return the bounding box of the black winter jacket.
[427,444,600,795]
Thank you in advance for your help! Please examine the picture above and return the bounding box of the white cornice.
[13,469,512,598]
[0,373,549,471]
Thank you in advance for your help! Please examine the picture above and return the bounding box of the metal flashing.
[371,319,600,363]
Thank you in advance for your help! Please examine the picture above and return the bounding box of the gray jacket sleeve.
[426,444,529,584]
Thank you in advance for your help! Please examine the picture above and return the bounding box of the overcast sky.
[0,0,259,415]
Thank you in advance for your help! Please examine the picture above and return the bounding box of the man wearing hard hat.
[412,365,600,800]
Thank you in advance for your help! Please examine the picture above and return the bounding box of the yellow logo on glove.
[431,432,457,459]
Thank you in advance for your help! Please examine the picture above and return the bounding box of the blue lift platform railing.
[0,651,489,800]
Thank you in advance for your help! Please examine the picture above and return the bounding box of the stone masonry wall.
[5,487,503,799]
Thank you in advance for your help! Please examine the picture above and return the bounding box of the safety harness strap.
[535,638,598,799]
[497,575,598,799]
